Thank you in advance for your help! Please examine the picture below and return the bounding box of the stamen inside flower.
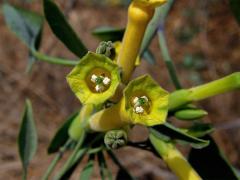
[132,95,151,114]
[86,68,112,93]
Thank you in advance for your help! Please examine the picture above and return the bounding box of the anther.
[132,95,150,114]
[103,77,111,85]
[90,74,111,92]
[134,106,144,114]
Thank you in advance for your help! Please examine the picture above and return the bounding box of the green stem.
[54,133,86,180]
[158,29,182,89]
[88,146,104,154]
[22,168,27,180]
[54,134,104,180]
[31,49,78,66]
[41,139,72,180]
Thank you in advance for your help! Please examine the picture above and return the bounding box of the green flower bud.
[67,52,121,105]
[96,41,115,58]
[174,109,208,121]
[68,105,94,140]
[124,75,169,126]
[104,129,128,149]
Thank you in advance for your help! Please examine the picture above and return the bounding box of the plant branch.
[54,133,86,180]
[42,139,73,180]
[31,49,78,66]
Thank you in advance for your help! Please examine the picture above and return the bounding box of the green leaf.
[188,135,239,180]
[3,4,43,48]
[97,151,112,180]
[47,112,78,154]
[142,49,156,65]
[92,26,125,42]
[186,123,214,137]
[79,154,95,180]
[229,0,240,25]
[18,99,37,180]
[43,0,88,58]
[2,4,44,71]
[150,122,209,148]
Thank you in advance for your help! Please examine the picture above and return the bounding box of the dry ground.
[0,0,240,179]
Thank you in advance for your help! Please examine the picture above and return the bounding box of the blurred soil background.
[0,0,240,179]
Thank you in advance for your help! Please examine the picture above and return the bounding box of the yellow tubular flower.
[117,0,166,83]
[88,99,129,132]
[88,75,169,131]
[149,133,202,180]
[67,52,121,106]
[113,41,140,66]
[124,75,169,126]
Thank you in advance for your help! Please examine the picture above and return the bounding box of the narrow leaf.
[47,112,78,154]
[188,135,239,179]
[3,4,43,48]
[229,0,240,25]
[43,0,88,57]
[2,4,44,71]
[18,99,37,179]
[142,49,156,65]
[79,154,95,180]
[186,123,214,138]
[150,122,209,148]
[92,26,125,42]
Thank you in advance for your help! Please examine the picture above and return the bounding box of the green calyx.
[104,129,128,149]
[67,52,121,105]
[124,75,169,126]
